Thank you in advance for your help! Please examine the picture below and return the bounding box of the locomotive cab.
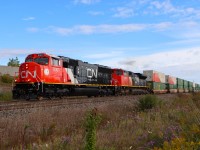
[112,69,132,86]
[15,53,64,84]
[13,53,68,99]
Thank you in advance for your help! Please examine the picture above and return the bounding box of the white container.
[165,75,177,85]
[143,70,165,83]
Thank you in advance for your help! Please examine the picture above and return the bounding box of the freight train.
[12,53,200,100]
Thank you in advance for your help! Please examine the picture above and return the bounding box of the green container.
[166,83,177,90]
[177,78,184,90]
[188,81,193,92]
[195,83,200,91]
[183,80,188,89]
[197,84,200,91]
[147,81,166,90]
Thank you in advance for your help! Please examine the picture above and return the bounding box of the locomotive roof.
[135,73,147,79]
[94,64,111,69]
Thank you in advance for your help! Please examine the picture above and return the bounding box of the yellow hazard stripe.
[15,82,148,88]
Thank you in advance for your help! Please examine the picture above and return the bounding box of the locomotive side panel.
[77,61,98,84]
[96,65,112,85]
[112,69,133,86]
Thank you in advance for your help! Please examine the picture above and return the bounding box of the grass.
[0,75,13,101]
[0,92,12,101]
[1,93,200,149]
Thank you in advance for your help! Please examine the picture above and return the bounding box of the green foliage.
[7,57,20,67]
[85,108,101,150]
[4,93,200,149]
[153,137,200,150]
[1,74,14,83]
[0,92,12,101]
[138,95,160,111]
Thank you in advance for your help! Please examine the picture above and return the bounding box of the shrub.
[1,74,14,83]
[138,95,160,111]
[0,92,12,101]
[153,137,200,150]
[84,108,101,150]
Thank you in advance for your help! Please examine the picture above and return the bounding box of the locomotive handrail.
[33,70,43,92]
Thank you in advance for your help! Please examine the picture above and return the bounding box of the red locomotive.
[13,53,149,100]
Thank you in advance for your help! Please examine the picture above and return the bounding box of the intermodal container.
[197,84,200,91]
[165,75,177,93]
[188,81,193,92]
[143,70,165,83]
[183,80,189,92]
[147,81,167,93]
[196,84,200,91]
[177,78,184,93]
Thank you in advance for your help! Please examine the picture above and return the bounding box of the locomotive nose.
[19,62,39,82]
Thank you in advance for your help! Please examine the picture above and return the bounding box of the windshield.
[25,57,49,65]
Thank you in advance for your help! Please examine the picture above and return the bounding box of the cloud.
[153,21,200,39]
[150,0,176,14]
[26,20,200,39]
[112,0,200,21]
[26,27,39,33]
[152,22,173,31]
[113,7,134,18]
[0,49,45,58]
[73,0,100,4]
[88,11,104,16]
[149,0,200,19]
[45,24,146,35]
[22,17,35,21]
[96,47,200,82]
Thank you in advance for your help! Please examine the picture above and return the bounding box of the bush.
[0,92,12,101]
[138,95,160,111]
[85,108,101,150]
[154,137,200,150]
[1,74,14,83]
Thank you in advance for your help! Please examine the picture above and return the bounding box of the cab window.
[25,57,49,65]
[116,70,123,75]
[52,58,60,66]
[124,71,128,76]
[25,58,33,62]
[35,57,49,65]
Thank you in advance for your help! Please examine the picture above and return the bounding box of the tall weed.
[0,92,12,101]
[138,95,160,111]
[84,108,101,150]
[1,74,14,83]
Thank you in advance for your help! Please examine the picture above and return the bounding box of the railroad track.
[0,93,178,112]
[0,96,120,112]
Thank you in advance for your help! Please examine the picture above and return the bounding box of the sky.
[1,0,200,83]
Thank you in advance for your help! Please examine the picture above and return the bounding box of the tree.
[7,57,20,67]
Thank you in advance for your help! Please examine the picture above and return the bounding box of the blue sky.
[1,0,200,83]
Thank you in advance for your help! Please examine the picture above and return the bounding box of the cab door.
[50,57,63,83]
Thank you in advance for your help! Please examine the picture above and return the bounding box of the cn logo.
[87,68,97,78]
[21,70,36,78]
